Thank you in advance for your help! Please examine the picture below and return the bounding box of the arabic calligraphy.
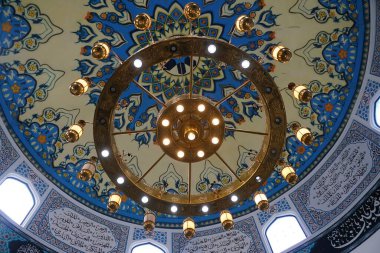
[182,230,251,253]
[310,142,372,211]
[48,208,116,253]
[327,188,380,248]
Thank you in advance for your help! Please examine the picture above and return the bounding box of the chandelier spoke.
[113,128,157,136]
[214,80,251,107]
[215,152,242,182]
[188,162,192,203]
[132,79,167,108]
[137,153,166,183]
[225,128,268,136]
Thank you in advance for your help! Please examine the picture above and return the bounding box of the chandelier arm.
[132,79,167,108]
[111,49,123,64]
[189,55,194,98]
[225,128,268,136]
[188,162,192,203]
[137,153,166,183]
[228,25,236,44]
[112,128,157,136]
[215,152,242,182]
[214,80,251,107]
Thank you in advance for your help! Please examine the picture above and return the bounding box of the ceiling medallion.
[67,2,315,238]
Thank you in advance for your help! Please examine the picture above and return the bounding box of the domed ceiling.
[0,0,368,228]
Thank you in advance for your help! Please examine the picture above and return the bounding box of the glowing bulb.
[231,195,238,202]
[202,205,209,213]
[197,104,206,112]
[163,138,171,146]
[134,59,143,68]
[187,132,196,141]
[162,119,170,127]
[177,151,185,158]
[176,104,184,112]
[117,177,124,184]
[141,196,149,203]
[101,150,110,157]
[212,118,220,126]
[212,137,219,144]
[208,44,216,54]
[242,60,250,69]
[197,150,205,158]
[171,205,178,213]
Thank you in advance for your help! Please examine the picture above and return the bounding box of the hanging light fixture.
[235,15,255,33]
[183,217,196,239]
[254,191,269,211]
[107,192,122,213]
[183,2,201,20]
[269,45,292,63]
[291,123,314,146]
[64,120,86,143]
[134,13,152,30]
[143,210,156,233]
[288,82,312,103]
[220,210,234,230]
[91,42,110,60]
[281,165,298,185]
[69,77,91,96]
[77,156,97,181]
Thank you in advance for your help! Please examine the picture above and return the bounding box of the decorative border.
[290,120,380,233]
[132,228,167,245]
[356,79,380,121]
[0,126,19,176]
[15,161,48,196]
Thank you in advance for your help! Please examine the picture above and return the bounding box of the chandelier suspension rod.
[225,128,268,136]
[113,128,157,136]
[189,55,194,98]
[214,80,251,107]
[137,153,166,183]
[216,152,242,182]
[132,79,167,108]
[111,49,123,64]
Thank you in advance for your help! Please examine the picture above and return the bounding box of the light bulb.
[171,205,178,213]
[117,177,124,184]
[242,60,250,69]
[231,195,238,202]
[101,150,110,157]
[141,196,149,203]
[187,132,196,141]
[197,150,205,158]
[134,59,143,68]
[208,44,216,54]
[212,118,220,126]
[211,137,219,144]
[197,104,206,112]
[162,119,170,127]
[202,205,209,213]
[163,138,171,146]
[176,104,184,112]
[177,151,185,158]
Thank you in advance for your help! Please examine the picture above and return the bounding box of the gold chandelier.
[66,2,313,239]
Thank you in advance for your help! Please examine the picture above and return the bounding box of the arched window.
[375,96,380,128]
[131,242,165,253]
[266,215,307,253]
[0,178,35,225]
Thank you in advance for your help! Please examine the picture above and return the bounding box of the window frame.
[263,212,309,253]
[370,90,380,131]
[0,174,39,226]
[128,240,168,253]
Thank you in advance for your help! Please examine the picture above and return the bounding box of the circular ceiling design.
[0,0,368,227]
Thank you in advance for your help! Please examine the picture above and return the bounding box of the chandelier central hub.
[157,96,225,163]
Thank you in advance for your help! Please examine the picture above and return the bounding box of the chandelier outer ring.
[93,36,286,216]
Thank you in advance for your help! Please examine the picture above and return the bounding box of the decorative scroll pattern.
[133,228,167,245]
[290,120,380,233]
[257,198,291,225]
[27,190,129,253]
[172,217,265,253]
